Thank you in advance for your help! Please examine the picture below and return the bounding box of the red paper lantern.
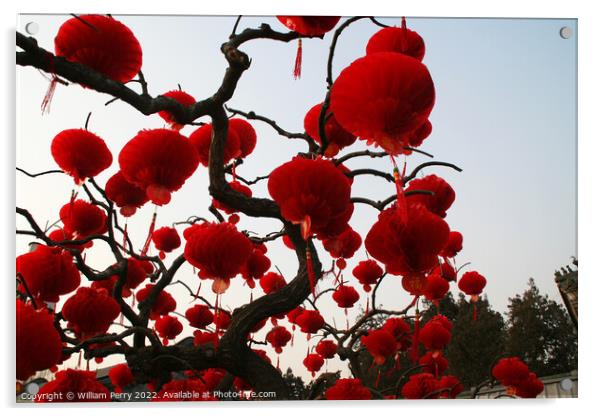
[240,243,271,288]
[303,353,325,377]
[135,284,177,320]
[492,357,530,388]
[51,129,112,184]
[365,203,450,278]
[151,227,181,259]
[229,118,257,158]
[16,244,81,303]
[105,171,149,216]
[16,299,63,381]
[423,272,450,303]
[184,222,252,294]
[441,231,463,258]
[296,310,324,335]
[361,329,398,365]
[439,375,464,398]
[268,156,352,240]
[158,90,196,129]
[515,372,544,398]
[419,315,452,352]
[35,369,111,402]
[48,227,93,252]
[155,315,183,345]
[55,15,142,83]
[193,330,219,348]
[458,271,487,297]
[405,175,455,218]
[259,271,286,295]
[419,351,449,375]
[352,259,383,292]
[60,199,107,238]
[185,304,214,329]
[332,285,360,309]
[330,52,435,155]
[401,373,440,399]
[95,257,148,297]
[382,317,412,351]
[322,226,362,260]
[266,326,292,353]
[108,363,134,393]
[189,123,241,167]
[315,339,338,359]
[304,103,356,157]
[213,310,232,332]
[366,26,426,61]
[62,287,120,339]
[325,378,372,400]
[119,129,200,206]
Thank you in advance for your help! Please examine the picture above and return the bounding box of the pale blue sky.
[16,15,577,379]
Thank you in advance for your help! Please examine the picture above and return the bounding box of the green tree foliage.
[422,292,506,388]
[505,278,577,377]
[282,367,308,399]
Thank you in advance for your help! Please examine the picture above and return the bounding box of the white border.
[3,1,599,415]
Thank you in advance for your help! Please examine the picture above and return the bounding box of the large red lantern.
[361,328,398,365]
[276,16,341,79]
[62,287,120,339]
[330,52,435,155]
[16,244,81,303]
[268,156,352,240]
[155,315,183,345]
[365,203,450,279]
[59,199,107,238]
[303,103,356,157]
[185,304,214,329]
[419,315,452,353]
[119,129,200,205]
[54,15,142,83]
[259,271,286,295]
[229,118,257,158]
[151,226,181,259]
[183,222,253,294]
[315,339,338,359]
[108,363,134,393]
[492,357,531,394]
[51,129,113,184]
[16,299,63,381]
[105,171,149,217]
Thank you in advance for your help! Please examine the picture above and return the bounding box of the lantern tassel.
[122,220,129,255]
[41,76,58,114]
[410,309,420,363]
[472,301,478,321]
[141,211,157,256]
[390,155,408,225]
[375,368,382,388]
[293,39,303,79]
[306,244,316,298]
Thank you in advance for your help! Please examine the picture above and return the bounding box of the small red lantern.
[61,287,120,339]
[352,259,383,292]
[35,369,111,402]
[229,118,257,158]
[419,315,452,353]
[401,373,440,399]
[303,353,325,377]
[185,304,214,329]
[59,199,107,238]
[184,222,253,294]
[259,271,287,294]
[119,129,200,206]
[151,227,181,259]
[405,175,455,218]
[366,24,426,61]
[332,285,360,309]
[266,326,292,353]
[155,315,183,345]
[240,243,271,288]
[315,339,338,359]
[419,351,449,376]
[51,129,113,184]
[135,284,177,320]
[322,226,362,261]
[296,310,324,336]
[105,171,149,217]
[361,329,398,365]
[441,231,463,258]
[189,123,241,167]
[108,363,134,393]
[492,357,530,390]
[158,90,196,130]
[423,272,450,305]
[303,103,356,157]
[515,372,544,398]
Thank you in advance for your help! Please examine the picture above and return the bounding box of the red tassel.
[472,302,477,321]
[306,244,316,297]
[390,155,408,225]
[41,76,58,114]
[277,356,280,370]
[375,368,382,388]
[140,212,157,256]
[293,39,303,79]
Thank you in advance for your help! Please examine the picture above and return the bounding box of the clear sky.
[16,14,577,380]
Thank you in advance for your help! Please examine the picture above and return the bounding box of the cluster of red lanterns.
[492,357,544,398]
